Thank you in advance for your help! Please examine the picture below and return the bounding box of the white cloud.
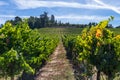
[93,0,120,14]
[0,15,30,24]
[55,15,109,21]
[0,15,30,18]
[0,19,6,24]
[0,17,10,24]
[0,15,14,24]
[55,14,120,27]
[13,0,102,9]
[0,14,119,27]
[0,1,8,6]
[0,14,118,22]
[0,14,110,24]
[12,0,120,14]
[0,15,16,18]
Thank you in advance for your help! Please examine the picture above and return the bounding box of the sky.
[0,0,120,27]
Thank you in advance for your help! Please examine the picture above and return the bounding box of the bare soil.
[35,42,75,80]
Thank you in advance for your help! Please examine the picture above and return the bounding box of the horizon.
[0,0,120,27]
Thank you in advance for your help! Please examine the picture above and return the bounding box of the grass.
[38,28,120,36]
[109,28,120,35]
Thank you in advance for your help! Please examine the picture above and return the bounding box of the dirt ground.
[35,42,75,80]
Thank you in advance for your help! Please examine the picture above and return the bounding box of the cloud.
[0,15,30,24]
[0,14,110,21]
[0,14,110,24]
[55,15,109,21]
[13,0,102,9]
[0,15,15,24]
[0,19,6,24]
[0,14,118,22]
[0,17,11,24]
[0,15,29,18]
[93,0,120,14]
[0,14,119,27]
[55,14,120,27]
[12,0,120,14]
[0,1,8,6]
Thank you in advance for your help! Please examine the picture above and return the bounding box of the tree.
[106,24,113,28]
[28,16,35,29]
[34,17,41,28]
[40,12,49,27]
[50,15,55,27]
[116,26,120,28]
[13,16,22,25]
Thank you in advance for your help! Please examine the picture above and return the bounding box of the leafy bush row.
[0,20,59,80]
[62,17,120,80]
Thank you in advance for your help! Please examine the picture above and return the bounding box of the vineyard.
[62,18,120,80]
[0,18,120,80]
[0,20,59,80]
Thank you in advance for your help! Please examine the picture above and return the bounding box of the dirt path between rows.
[35,42,75,80]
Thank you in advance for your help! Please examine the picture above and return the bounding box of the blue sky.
[0,0,120,27]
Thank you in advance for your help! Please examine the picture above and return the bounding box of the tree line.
[2,12,116,28]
